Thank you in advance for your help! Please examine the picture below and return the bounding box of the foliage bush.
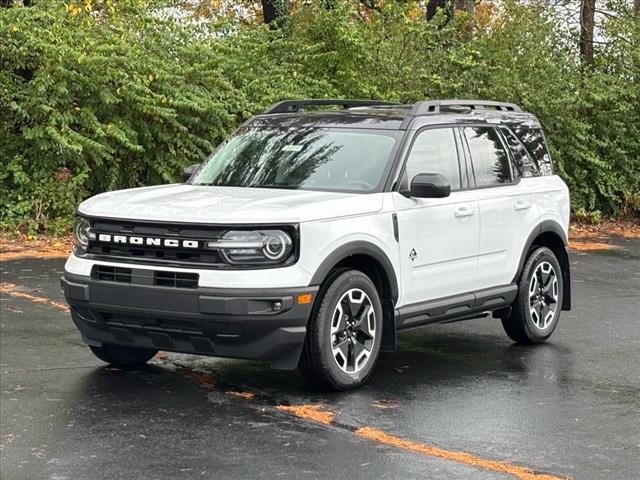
[1,0,638,234]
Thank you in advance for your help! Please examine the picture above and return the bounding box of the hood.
[78,184,383,224]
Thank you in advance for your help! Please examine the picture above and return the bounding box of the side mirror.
[405,173,451,198]
[182,163,201,182]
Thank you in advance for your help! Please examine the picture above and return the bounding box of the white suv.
[62,99,571,390]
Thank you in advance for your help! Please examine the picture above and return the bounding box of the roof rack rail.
[411,99,522,115]
[263,99,400,114]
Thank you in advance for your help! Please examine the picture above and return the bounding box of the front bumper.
[61,273,318,370]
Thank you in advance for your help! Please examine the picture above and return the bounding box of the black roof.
[243,99,541,131]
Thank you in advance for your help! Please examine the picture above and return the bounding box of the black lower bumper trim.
[62,273,318,370]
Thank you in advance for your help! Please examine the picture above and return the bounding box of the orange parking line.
[355,427,567,480]
[178,366,217,389]
[0,282,70,313]
[276,404,335,425]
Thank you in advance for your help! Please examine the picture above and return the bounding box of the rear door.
[393,127,479,307]
[461,126,539,290]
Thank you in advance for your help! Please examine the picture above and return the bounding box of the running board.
[395,284,517,329]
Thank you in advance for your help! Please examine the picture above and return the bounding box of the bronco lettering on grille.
[96,234,199,249]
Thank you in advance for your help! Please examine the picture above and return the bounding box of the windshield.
[191,128,401,193]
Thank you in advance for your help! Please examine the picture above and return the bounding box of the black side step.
[395,284,518,329]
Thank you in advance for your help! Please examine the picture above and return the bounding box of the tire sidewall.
[314,271,383,389]
[519,247,563,341]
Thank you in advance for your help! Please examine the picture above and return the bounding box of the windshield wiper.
[193,183,298,189]
[246,184,298,190]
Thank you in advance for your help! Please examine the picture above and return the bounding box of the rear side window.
[510,127,554,175]
[463,127,512,187]
[500,127,540,178]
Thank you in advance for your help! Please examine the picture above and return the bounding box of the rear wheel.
[89,344,158,367]
[502,246,563,344]
[299,270,382,390]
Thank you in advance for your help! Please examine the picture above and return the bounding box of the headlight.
[73,216,92,255]
[208,230,294,265]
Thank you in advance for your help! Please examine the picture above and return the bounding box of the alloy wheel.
[528,261,559,329]
[330,288,376,374]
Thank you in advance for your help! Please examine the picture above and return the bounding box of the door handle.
[454,206,476,218]
[514,200,532,211]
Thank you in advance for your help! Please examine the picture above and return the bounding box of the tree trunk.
[426,0,447,20]
[261,0,285,26]
[579,0,596,65]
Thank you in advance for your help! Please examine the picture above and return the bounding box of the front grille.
[93,265,132,283]
[153,270,198,289]
[89,243,222,264]
[85,218,226,267]
[82,217,298,269]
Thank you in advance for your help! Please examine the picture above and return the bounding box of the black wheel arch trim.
[309,241,399,303]
[513,220,571,311]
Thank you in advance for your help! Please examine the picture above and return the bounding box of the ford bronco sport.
[62,99,571,390]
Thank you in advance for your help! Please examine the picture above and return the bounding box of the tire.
[89,344,158,368]
[502,246,563,344]
[299,270,383,391]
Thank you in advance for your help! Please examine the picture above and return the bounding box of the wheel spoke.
[341,297,357,320]
[352,340,367,367]
[333,336,349,365]
[353,304,371,332]
[332,311,346,334]
[544,293,557,306]
[347,339,356,370]
[539,269,549,286]
[534,301,542,322]
[353,300,366,320]
[541,303,551,321]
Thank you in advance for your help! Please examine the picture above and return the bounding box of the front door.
[394,127,479,308]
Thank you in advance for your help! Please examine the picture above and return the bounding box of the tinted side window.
[500,127,540,178]
[463,127,512,187]
[511,127,553,175]
[404,128,461,191]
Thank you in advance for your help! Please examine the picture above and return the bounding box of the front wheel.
[299,270,383,391]
[502,246,563,344]
[89,344,158,368]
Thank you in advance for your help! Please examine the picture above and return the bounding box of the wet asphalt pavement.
[1,238,639,480]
